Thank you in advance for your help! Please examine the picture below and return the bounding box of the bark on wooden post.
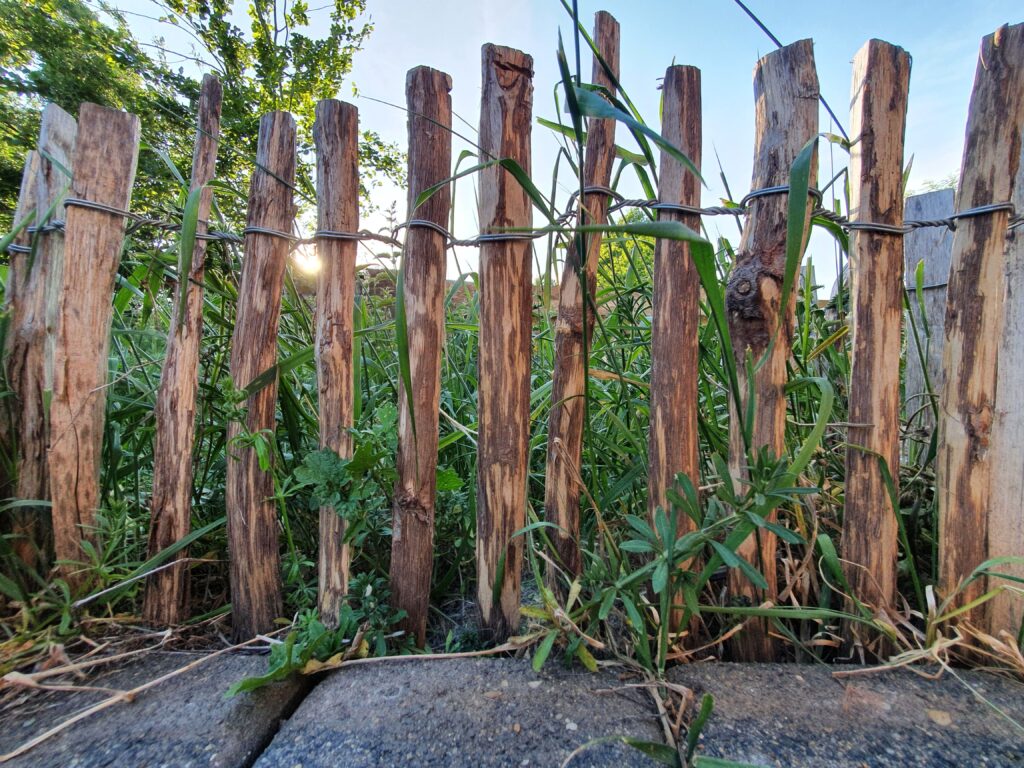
[313,99,359,627]
[476,44,533,642]
[648,65,703,640]
[842,40,911,629]
[226,112,296,640]
[543,11,619,585]
[48,104,140,584]
[8,105,77,570]
[989,138,1024,635]
[647,65,701,547]
[724,40,818,661]
[390,67,452,645]
[2,150,40,552]
[938,23,1024,625]
[144,75,223,626]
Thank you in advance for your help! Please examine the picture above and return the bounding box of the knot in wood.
[725,261,765,321]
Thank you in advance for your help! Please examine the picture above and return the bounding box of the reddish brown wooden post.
[390,67,452,645]
[144,75,223,626]
[938,23,1024,624]
[1,151,39,548]
[989,136,1024,636]
[647,65,702,545]
[724,40,818,661]
[647,65,702,639]
[543,11,619,586]
[476,43,533,641]
[226,112,295,640]
[842,41,911,633]
[3,150,40,548]
[313,99,359,627]
[8,105,77,570]
[48,104,140,585]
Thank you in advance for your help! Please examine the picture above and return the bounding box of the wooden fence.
[3,14,1023,657]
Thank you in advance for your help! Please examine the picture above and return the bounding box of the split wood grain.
[226,111,296,640]
[313,99,359,628]
[3,149,40,564]
[842,40,910,632]
[9,105,77,570]
[48,104,140,586]
[724,40,818,661]
[144,74,223,626]
[476,43,533,642]
[648,64,703,638]
[989,134,1024,636]
[938,23,1024,626]
[543,10,619,586]
[390,68,452,646]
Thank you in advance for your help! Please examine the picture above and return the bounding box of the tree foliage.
[0,0,402,226]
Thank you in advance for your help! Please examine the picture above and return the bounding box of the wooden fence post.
[3,150,40,550]
[476,43,533,641]
[390,67,452,645]
[144,74,223,626]
[647,65,701,563]
[938,23,1024,625]
[842,40,911,634]
[724,40,818,661]
[313,99,359,627]
[903,189,954,434]
[8,105,77,571]
[48,104,140,585]
[543,10,619,585]
[989,139,1024,635]
[226,111,296,640]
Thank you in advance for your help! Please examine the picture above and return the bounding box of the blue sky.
[122,0,1022,286]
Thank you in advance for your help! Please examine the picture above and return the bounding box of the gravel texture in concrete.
[0,651,308,768]
[669,662,1024,767]
[254,657,663,767]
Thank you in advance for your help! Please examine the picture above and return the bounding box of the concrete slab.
[669,662,1024,767]
[0,651,309,768]
[254,657,663,767]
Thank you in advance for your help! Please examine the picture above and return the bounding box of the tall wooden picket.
[842,40,911,634]
[543,11,619,585]
[48,104,140,586]
[937,23,1024,625]
[144,75,223,626]
[3,150,41,563]
[226,112,296,640]
[390,67,453,646]
[476,44,534,642]
[724,40,818,661]
[989,138,1024,635]
[313,99,359,628]
[647,65,702,550]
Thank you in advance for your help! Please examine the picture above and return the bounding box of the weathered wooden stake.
[989,138,1024,635]
[226,112,295,640]
[476,43,533,641]
[390,67,452,645]
[3,149,41,554]
[8,105,77,570]
[842,40,910,629]
[144,74,223,626]
[543,10,619,584]
[647,65,702,546]
[313,99,359,627]
[724,40,818,661]
[938,23,1024,625]
[648,65,702,639]
[48,104,140,585]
